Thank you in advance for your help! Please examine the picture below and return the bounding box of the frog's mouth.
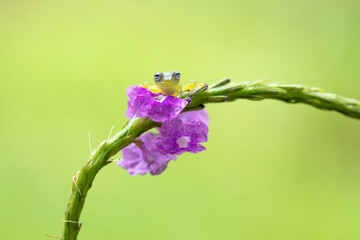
[161,80,176,87]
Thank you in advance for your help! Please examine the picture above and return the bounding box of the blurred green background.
[1,0,360,239]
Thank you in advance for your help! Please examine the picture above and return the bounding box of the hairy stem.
[62,80,360,240]
[186,80,360,119]
[62,118,159,240]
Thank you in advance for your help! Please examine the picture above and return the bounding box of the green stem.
[186,80,360,119]
[62,118,159,240]
[62,80,360,240]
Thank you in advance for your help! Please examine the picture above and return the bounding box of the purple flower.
[154,117,209,155]
[125,86,188,122]
[117,133,177,176]
[178,109,209,125]
[120,85,210,176]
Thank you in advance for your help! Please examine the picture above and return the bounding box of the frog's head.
[153,70,181,95]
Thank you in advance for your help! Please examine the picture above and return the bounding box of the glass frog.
[152,71,182,96]
[140,70,199,97]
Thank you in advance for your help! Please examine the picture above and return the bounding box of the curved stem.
[62,118,159,240]
[62,80,360,240]
[187,80,360,119]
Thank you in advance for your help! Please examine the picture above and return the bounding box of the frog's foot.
[139,82,151,89]
[144,84,163,94]
[182,80,197,92]
[183,80,208,93]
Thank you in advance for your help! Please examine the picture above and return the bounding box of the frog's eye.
[173,70,181,80]
[154,72,163,82]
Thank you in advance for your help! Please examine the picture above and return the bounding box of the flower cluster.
[117,86,209,176]
[125,86,188,122]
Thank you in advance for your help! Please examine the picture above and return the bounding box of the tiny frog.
[141,70,199,97]
[151,70,182,96]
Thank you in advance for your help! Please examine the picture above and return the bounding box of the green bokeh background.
[1,0,360,239]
